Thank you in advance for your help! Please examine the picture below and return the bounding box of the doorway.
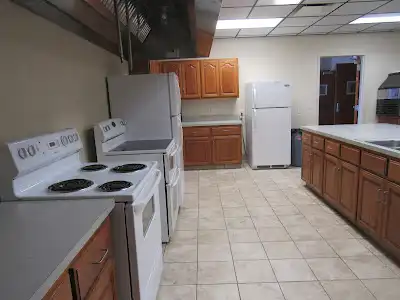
[319,56,362,125]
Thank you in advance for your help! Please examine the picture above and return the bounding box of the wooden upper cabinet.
[161,61,183,94]
[338,160,359,221]
[149,60,161,73]
[181,60,201,99]
[219,58,239,98]
[212,135,242,165]
[201,60,220,98]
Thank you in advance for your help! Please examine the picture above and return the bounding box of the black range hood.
[13,0,221,61]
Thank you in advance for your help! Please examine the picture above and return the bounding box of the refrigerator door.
[251,107,291,168]
[251,82,291,109]
[169,73,182,117]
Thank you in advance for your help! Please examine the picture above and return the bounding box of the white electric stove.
[0,128,163,300]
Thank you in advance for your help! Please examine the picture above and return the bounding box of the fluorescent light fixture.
[265,0,302,4]
[216,18,283,30]
[351,13,400,24]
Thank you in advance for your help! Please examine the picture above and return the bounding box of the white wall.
[0,2,126,160]
[182,32,400,127]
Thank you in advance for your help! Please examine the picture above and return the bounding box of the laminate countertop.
[302,124,400,159]
[182,115,242,127]
[0,199,115,300]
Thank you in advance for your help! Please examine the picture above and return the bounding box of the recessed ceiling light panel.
[351,13,400,24]
[216,18,283,29]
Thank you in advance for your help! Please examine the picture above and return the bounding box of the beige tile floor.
[158,166,400,300]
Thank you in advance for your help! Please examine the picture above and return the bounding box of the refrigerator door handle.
[252,109,257,130]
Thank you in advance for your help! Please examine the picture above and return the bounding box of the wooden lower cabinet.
[183,137,212,166]
[86,259,117,300]
[212,135,242,164]
[43,272,73,300]
[301,145,312,184]
[338,161,359,221]
[310,148,324,195]
[323,154,340,205]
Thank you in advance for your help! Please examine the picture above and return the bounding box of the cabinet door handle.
[92,249,109,265]
[377,189,383,203]
[383,191,389,206]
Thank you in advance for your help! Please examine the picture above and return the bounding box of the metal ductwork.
[377,72,400,116]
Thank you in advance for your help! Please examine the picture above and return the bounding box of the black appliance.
[376,72,400,116]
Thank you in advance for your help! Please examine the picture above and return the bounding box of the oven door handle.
[168,168,181,188]
[170,143,180,157]
[133,170,162,213]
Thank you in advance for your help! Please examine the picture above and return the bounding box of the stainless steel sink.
[365,140,400,150]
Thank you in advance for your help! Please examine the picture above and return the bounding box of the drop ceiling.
[217,0,400,37]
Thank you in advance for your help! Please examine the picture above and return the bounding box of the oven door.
[164,142,179,184]
[167,167,181,235]
[127,170,163,300]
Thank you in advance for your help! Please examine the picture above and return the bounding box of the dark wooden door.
[335,63,357,124]
[302,145,312,184]
[381,181,400,259]
[212,135,242,164]
[183,137,212,166]
[338,161,359,221]
[86,259,117,300]
[219,59,239,97]
[181,60,201,99]
[201,59,220,98]
[323,154,340,206]
[357,170,384,239]
[311,148,324,195]
[319,71,335,125]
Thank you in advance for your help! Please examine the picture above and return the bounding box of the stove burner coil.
[48,179,94,193]
[80,164,108,171]
[98,181,133,192]
[111,163,146,173]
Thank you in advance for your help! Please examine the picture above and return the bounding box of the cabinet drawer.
[341,145,360,165]
[303,132,312,145]
[360,151,387,176]
[211,125,241,136]
[73,218,112,299]
[183,127,210,137]
[388,160,400,184]
[312,135,324,150]
[325,140,340,157]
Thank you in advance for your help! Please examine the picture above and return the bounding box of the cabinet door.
[219,59,239,97]
[323,154,340,206]
[302,145,312,184]
[338,161,359,221]
[201,60,220,98]
[311,148,324,195]
[149,60,161,73]
[43,272,73,300]
[381,181,400,259]
[161,61,183,94]
[357,170,384,240]
[86,259,117,300]
[212,135,242,164]
[181,60,201,99]
[183,137,212,166]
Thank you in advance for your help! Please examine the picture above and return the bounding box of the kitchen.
[1,0,400,300]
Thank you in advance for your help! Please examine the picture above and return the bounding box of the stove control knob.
[103,126,108,132]
[73,133,79,141]
[68,135,74,143]
[18,148,28,159]
[27,145,36,157]
[61,136,68,146]
[112,121,116,127]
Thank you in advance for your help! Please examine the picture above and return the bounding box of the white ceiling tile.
[364,22,400,31]
[301,25,341,34]
[333,24,375,33]
[303,0,345,3]
[331,1,389,15]
[249,5,297,18]
[238,27,274,36]
[371,1,400,14]
[256,0,301,5]
[219,7,252,20]
[214,29,240,38]
[279,16,320,26]
[293,3,341,17]
[222,0,257,7]
[315,15,362,25]
[270,26,307,34]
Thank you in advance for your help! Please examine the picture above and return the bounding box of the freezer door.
[169,73,182,117]
[251,107,291,168]
[251,82,291,109]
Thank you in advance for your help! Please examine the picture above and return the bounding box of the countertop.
[0,199,115,300]
[302,124,400,158]
[182,115,242,127]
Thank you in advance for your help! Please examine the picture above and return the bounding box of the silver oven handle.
[168,168,181,188]
[133,170,162,213]
[170,143,179,157]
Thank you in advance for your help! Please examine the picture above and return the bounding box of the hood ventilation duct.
[376,72,400,116]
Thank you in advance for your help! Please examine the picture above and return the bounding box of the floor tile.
[285,225,322,241]
[247,206,275,216]
[164,244,197,262]
[307,258,356,280]
[272,205,300,216]
[251,215,282,228]
[199,199,222,208]
[228,229,260,243]
[267,198,294,207]
[359,239,384,256]
[179,208,199,219]
[278,215,310,226]
[270,259,316,282]
[157,285,196,300]
[234,260,277,283]
[363,279,400,300]
[343,256,397,279]
[198,217,226,230]
[199,207,223,218]
[239,187,264,198]
[170,230,197,245]
[238,283,284,300]
[221,197,246,208]
[316,225,355,240]
[321,280,375,300]
[295,240,338,258]
[223,206,249,217]
[161,263,197,285]
[377,255,400,276]
[231,242,267,260]
[263,241,302,259]
[198,244,232,262]
[244,197,271,207]
[225,217,254,229]
[327,239,373,257]
[306,213,343,227]
[198,230,229,244]
[176,217,198,231]
[197,284,240,300]
[197,261,236,284]
[280,281,330,300]
[257,227,292,242]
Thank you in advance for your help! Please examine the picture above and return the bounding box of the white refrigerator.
[245,81,292,169]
